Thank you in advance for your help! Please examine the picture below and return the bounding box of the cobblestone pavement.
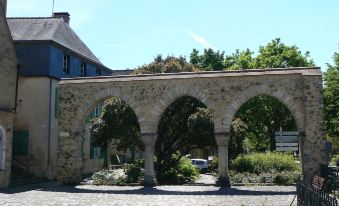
[0,182,297,206]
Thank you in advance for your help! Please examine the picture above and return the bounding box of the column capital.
[141,133,157,146]
[215,132,230,146]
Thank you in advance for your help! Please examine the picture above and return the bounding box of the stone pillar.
[215,132,230,187]
[57,131,82,184]
[141,133,157,186]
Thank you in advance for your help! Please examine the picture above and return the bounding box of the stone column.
[141,133,157,186]
[215,132,230,187]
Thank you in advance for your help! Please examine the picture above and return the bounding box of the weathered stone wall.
[0,4,17,111]
[0,112,13,189]
[0,1,18,188]
[57,68,327,184]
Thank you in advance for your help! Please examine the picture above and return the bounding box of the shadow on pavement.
[0,182,296,196]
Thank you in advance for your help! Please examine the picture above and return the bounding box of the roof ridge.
[7,17,60,19]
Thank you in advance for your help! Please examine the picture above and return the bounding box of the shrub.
[229,170,300,185]
[209,157,218,172]
[177,157,200,182]
[124,160,144,183]
[231,152,299,174]
[91,159,145,185]
[92,169,125,185]
[273,171,300,185]
[158,157,199,185]
[330,155,339,166]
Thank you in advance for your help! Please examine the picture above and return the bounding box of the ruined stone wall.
[57,68,327,184]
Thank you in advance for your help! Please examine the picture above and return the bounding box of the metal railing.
[297,179,338,206]
[12,156,29,172]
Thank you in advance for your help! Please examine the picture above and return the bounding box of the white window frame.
[63,54,70,74]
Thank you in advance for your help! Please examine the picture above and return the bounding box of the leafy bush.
[124,160,144,183]
[92,169,125,185]
[91,159,144,185]
[273,171,300,185]
[330,155,339,166]
[159,157,199,185]
[229,170,300,185]
[209,157,218,172]
[231,152,299,174]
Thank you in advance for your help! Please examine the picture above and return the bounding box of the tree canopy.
[89,97,142,155]
[135,55,197,74]
[324,49,339,153]
[135,56,216,183]
[190,38,314,70]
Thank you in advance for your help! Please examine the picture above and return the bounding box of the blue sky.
[7,0,339,71]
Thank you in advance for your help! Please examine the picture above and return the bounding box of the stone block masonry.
[57,67,327,185]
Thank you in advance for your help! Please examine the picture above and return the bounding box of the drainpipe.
[12,64,20,112]
[47,79,52,178]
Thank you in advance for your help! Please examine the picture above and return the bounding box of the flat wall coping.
[59,67,321,85]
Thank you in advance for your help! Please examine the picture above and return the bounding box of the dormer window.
[80,62,87,77]
[63,54,70,74]
[96,68,101,76]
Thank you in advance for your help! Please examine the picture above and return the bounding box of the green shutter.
[12,130,29,156]
[90,143,94,159]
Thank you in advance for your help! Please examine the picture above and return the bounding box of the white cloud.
[185,29,216,50]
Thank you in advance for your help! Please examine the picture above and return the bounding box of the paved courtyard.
[0,182,297,206]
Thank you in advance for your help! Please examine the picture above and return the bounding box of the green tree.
[224,49,256,70]
[255,38,314,68]
[155,97,215,183]
[234,95,297,152]
[189,48,225,71]
[191,38,313,153]
[324,50,339,153]
[136,55,216,183]
[89,97,142,166]
[135,55,197,74]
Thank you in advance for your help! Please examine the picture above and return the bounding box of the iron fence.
[297,180,338,206]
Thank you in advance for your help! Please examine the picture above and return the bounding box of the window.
[80,62,87,77]
[96,68,101,76]
[63,54,70,74]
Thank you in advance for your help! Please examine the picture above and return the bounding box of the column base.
[216,176,231,187]
[143,175,156,187]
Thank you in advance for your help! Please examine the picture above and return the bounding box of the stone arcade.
[57,67,327,186]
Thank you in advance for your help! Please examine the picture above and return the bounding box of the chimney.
[53,12,70,24]
[0,0,7,16]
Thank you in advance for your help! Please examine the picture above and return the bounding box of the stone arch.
[0,124,6,170]
[149,86,214,133]
[72,87,146,134]
[223,85,305,133]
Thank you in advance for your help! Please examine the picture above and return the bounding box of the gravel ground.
[0,181,297,206]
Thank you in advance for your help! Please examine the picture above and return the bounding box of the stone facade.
[57,68,327,185]
[0,0,18,188]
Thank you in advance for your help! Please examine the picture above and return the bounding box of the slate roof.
[7,17,103,66]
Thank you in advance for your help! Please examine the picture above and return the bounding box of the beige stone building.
[7,12,112,181]
[0,0,19,189]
